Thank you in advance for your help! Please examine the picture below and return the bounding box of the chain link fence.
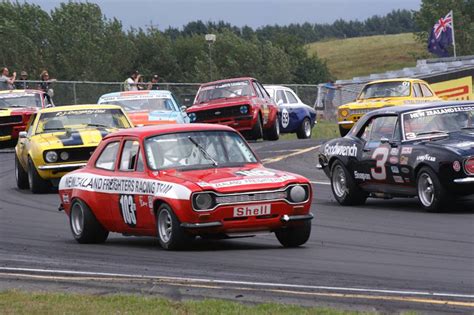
[14,81,319,110]
[315,83,364,121]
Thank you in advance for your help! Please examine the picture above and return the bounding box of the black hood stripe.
[57,131,84,146]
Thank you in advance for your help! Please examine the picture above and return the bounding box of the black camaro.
[318,101,474,212]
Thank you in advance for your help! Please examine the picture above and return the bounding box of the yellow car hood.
[31,128,117,148]
[340,98,404,110]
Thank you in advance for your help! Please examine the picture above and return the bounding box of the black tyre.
[275,220,311,247]
[416,167,450,212]
[248,114,263,140]
[338,125,350,137]
[263,119,280,141]
[28,158,51,194]
[15,155,29,189]
[296,118,312,139]
[70,199,109,244]
[330,161,367,205]
[156,204,193,250]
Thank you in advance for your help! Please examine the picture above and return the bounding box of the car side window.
[136,150,145,172]
[420,84,434,97]
[253,82,264,98]
[360,116,398,149]
[276,90,287,104]
[95,141,120,171]
[412,83,422,97]
[119,140,140,171]
[285,91,298,104]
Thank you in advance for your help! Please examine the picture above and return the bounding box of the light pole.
[205,34,216,81]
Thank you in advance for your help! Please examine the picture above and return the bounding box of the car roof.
[0,89,44,96]
[263,85,293,91]
[368,100,474,116]
[201,77,255,87]
[99,90,173,99]
[105,123,237,139]
[366,78,428,85]
[39,104,123,113]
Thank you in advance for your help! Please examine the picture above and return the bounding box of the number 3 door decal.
[370,147,389,180]
[119,195,137,227]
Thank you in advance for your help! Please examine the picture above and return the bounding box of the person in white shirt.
[124,70,141,91]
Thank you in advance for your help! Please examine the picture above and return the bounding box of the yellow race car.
[15,104,132,193]
[337,78,440,136]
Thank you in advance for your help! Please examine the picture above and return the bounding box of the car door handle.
[363,148,371,152]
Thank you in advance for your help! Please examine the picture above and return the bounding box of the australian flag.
[428,11,454,57]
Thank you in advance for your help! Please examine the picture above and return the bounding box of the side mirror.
[380,137,390,144]
[19,131,27,139]
[180,106,187,112]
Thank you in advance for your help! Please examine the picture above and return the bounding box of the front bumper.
[194,115,255,131]
[453,177,474,184]
[38,162,86,172]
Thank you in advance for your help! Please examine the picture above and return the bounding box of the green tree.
[414,0,473,56]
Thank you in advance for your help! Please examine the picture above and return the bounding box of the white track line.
[262,145,320,164]
[1,267,472,300]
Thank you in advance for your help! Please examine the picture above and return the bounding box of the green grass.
[281,120,339,141]
[0,290,370,315]
[307,33,429,80]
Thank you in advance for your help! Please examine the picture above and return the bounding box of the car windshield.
[145,131,258,170]
[359,82,411,99]
[100,97,177,112]
[36,108,131,134]
[402,105,474,140]
[0,94,42,108]
[195,80,252,103]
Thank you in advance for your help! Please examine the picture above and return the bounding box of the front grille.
[0,126,13,136]
[215,191,287,204]
[350,108,372,115]
[0,115,22,125]
[194,105,246,122]
[44,146,97,163]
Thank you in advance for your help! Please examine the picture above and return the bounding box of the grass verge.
[306,33,429,80]
[0,290,370,315]
[280,120,339,141]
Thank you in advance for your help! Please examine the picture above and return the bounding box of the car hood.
[0,107,37,117]
[340,98,405,109]
[160,166,305,193]
[422,132,474,156]
[127,110,183,125]
[31,128,117,148]
[188,96,253,111]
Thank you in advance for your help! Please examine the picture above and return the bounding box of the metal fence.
[315,83,363,121]
[14,80,319,109]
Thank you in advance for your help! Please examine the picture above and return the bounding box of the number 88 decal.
[119,194,137,227]
[370,147,389,180]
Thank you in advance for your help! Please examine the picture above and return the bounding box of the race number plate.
[233,204,271,217]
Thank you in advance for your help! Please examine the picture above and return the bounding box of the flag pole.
[451,10,457,57]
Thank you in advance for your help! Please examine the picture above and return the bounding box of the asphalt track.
[0,139,473,313]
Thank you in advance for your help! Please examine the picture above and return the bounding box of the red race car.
[58,124,313,250]
[0,89,51,146]
[187,77,280,141]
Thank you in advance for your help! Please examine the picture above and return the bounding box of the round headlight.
[189,112,197,122]
[60,151,69,161]
[45,151,58,163]
[240,105,248,114]
[194,193,213,210]
[340,109,349,117]
[288,185,307,203]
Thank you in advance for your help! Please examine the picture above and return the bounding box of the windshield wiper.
[85,123,109,128]
[43,127,66,132]
[416,130,449,136]
[461,126,474,130]
[188,136,218,166]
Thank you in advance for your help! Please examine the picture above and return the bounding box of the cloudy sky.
[28,0,421,30]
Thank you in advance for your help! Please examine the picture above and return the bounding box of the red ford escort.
[58,124,313,250]
[186,77,280,141]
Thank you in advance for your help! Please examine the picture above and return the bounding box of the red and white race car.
[58,124,313,250]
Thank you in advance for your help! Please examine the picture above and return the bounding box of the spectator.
[124,70,141,91]
[15,71,29,89]
[0,67,16,90]
[38,70,56,104]
[323,80,341,109]
[147,74,160,90]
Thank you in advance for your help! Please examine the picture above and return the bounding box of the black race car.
[318,101,474,212]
